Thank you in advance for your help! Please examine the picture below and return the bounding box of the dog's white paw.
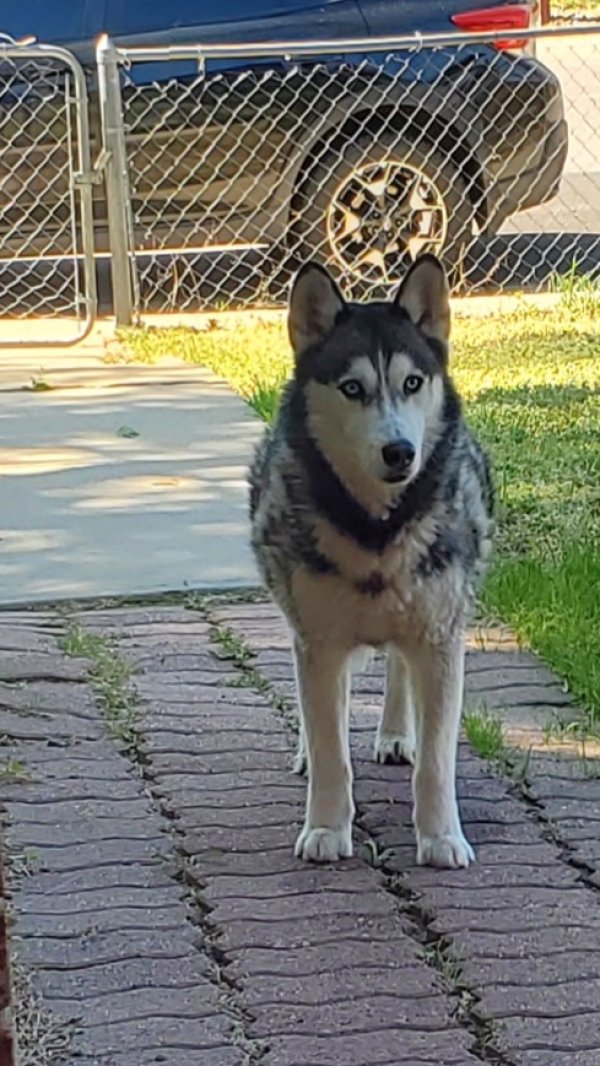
[295,825,353,862]
[416,830,475,869]
[375,732,416,766]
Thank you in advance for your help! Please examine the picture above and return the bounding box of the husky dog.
[249,255,494,869]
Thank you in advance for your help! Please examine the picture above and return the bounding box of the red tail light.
[451,4,532,50]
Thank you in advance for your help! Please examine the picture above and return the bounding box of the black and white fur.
[249,255,494,869]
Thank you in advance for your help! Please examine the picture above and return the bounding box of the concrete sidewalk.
[0,325,261,604]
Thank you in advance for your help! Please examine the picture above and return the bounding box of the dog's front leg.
[410,637,474,869]
[293,639,354,862]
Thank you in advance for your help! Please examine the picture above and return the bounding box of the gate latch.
[73,148,112,188]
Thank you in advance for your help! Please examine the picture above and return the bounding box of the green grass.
[121,283,600,727]
[121,317,290,421]
[463,708,505,761]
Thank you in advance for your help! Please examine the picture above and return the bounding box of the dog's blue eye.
[339,379,364,400]
[404,375,423,396]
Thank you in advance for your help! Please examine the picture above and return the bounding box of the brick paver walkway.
[1,601,599,1065]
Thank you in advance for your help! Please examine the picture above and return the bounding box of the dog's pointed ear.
[288,262,345,358]
[394,255,450,358]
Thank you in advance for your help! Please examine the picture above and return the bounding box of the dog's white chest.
[292,564,465,650]
[291,568,416,646]
[286,512,468,648]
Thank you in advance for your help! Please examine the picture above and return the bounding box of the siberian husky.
[249,254,494,868]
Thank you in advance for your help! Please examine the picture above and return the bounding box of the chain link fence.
[111,25,600,314]
[0,41,96,344]
[0,26,598,332]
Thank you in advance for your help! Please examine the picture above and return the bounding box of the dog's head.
[288,255,453,518]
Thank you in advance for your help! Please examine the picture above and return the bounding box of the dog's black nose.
[382,439,415,471]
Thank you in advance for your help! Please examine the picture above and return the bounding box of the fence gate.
[0,39,97,346]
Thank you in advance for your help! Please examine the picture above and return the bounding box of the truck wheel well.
[291,105,487,230]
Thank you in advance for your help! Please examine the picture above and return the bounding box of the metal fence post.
[96,34,135,327]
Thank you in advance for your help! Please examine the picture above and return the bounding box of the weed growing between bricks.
[463,707,532,788]
[463,709,505,763]
[0,759,30,787]
[169,857,267,1065]
[207,619,299,735]
[11,963,74,1066]
[203,598,517,1066]
[1,840,74,1063]
[60,623,139,750]
[60,614,267,1065]
[379,877,515,1066]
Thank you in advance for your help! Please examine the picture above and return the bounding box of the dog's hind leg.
[293,639,354,862]
[295,646,371,776]
[410,638,474,869]
[375,648,417,765]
